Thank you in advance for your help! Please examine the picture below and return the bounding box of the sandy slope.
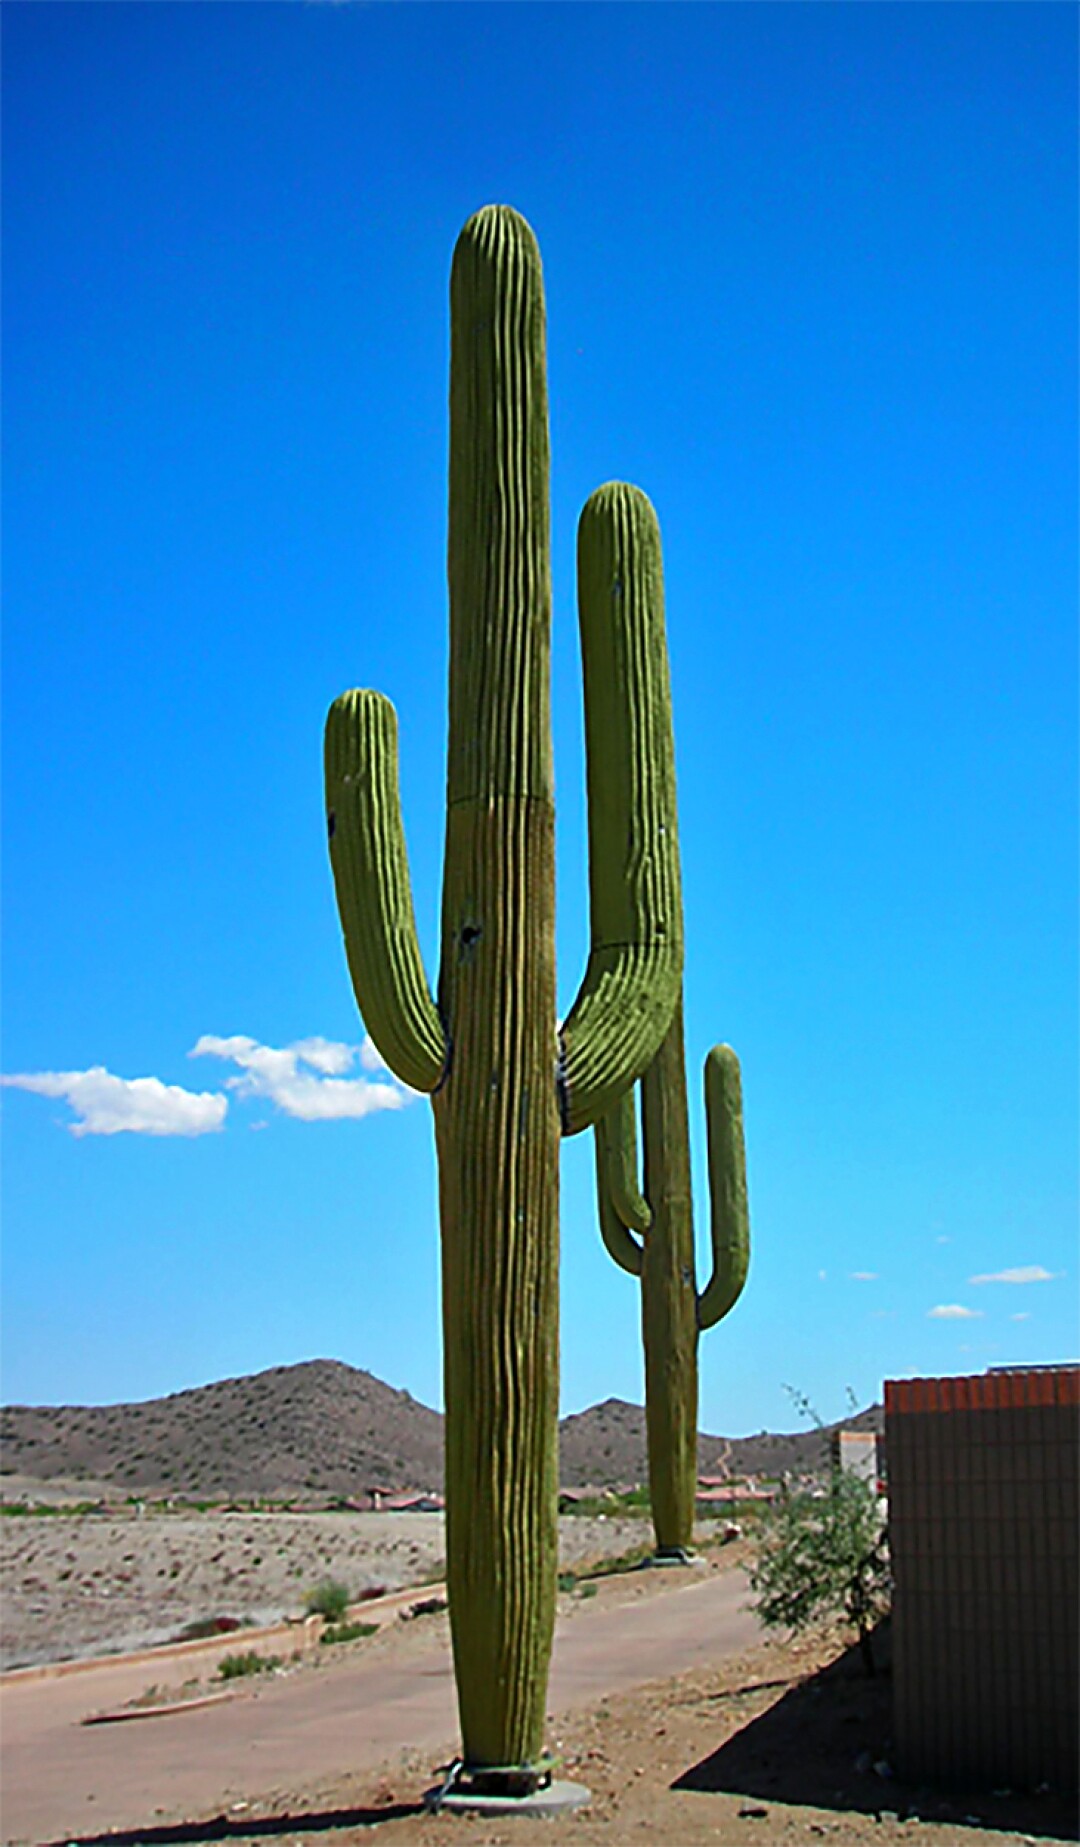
[0,1504,648,1668]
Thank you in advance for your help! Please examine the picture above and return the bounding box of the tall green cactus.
[324,207,682,1787]
[590,507,750,1561]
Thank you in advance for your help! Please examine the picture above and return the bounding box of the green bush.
[320,1620,378,1646]
[748,1469,890,1675]
[217,1651,280,1680]
[303,1579,350,1622]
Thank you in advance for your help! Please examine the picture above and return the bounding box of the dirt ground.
[0,1497,646,1668]
[3,1507,1075,1847]
[28,1609,1077,1847]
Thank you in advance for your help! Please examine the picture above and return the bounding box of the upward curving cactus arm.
[325,688,448,1093]
[595,1088,649,1276]
[559,485,683,1136]
[599,1086,652,1235]
[697,1044,750,1330]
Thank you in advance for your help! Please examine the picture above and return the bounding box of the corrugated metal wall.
[886,1368,1078,1791]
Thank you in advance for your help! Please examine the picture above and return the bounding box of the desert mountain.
[0,1360,444,1501]
[0,1360,882,1501]
[558,1396,882,1487]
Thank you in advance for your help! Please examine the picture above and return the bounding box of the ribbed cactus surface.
[325,207,683,1782]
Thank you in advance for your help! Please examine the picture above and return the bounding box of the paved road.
[1,1568,759,1843]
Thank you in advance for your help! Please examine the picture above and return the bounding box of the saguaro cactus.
[324,208,682,1788]
[590,505,750,1560]
[596,1011,750,1554]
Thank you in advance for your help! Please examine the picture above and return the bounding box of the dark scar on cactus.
[327,811,336,839]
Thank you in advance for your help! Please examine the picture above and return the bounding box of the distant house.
[831,1428,878,1484]
[696,1478,777,1506]
[373,1490,444,1513]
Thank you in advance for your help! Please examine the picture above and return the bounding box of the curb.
[0,1581,448,1687]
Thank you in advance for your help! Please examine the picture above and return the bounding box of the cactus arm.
[600,1085,652,1234]
[697,1044,750,1331]
[325,688,447,1093]
[594,1088,650,1277]
[559,484,683,1136]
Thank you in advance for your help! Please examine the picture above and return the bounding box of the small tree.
[748,1393,890,1676]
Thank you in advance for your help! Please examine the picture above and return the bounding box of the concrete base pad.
[640,1547,706,1568]
[425,1779,591,1817]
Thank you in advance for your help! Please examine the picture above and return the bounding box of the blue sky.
[3,2,1076,1435]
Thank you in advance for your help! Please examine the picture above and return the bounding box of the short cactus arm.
[697,1044,750,1331]
[594,1087,651,1276]
[559,484,683,1134]
[325,688,448,1093]
[600,1087,652,1233]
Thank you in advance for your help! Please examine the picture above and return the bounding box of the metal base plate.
[424,1778,591,1817]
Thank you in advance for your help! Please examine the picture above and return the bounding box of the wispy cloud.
[0,1067,227,1137]
[968,1266,1059,1286]
[850,1271,878,1282]
[928,1304,983,1320]
[191,1034,415,1122]
[1010,1312,1032,1322]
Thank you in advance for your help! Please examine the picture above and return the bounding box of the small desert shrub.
[749,1468,890,1675]
[304,1579,350,1622]
[176,1615,246,1642]
[217,1651,280,1680]
[320,1620,378,1646]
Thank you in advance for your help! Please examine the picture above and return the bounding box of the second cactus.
[591,505,751,1560]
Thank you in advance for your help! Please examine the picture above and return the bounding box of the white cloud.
[968,1266,1058,1286]
[850,1271,878,1282]
[0,1067,227,1138]
[928,1304,983,1320]
[1010,1312,1032,1322]
[190,1034,415,1122]
[288,1036,358,1077]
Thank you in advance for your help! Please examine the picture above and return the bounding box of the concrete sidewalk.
[1,1568,759,1843]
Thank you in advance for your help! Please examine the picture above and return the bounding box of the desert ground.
[0,1484,647,1668]
[2,1498,1075,1847]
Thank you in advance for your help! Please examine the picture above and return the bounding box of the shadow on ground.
[673,1626,1077,1843]
[41,1802,423,1846]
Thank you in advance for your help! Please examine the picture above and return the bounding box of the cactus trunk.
[433,804,558,1764]
[432,209,557,1771]
[640,997,699,1553]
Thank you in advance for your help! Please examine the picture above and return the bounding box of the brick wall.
[886,1368,1078,1792]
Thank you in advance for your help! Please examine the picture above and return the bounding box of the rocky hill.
[0,1360,444,1501]
[1,1360,883,1501]
[558,1396,883,1487]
